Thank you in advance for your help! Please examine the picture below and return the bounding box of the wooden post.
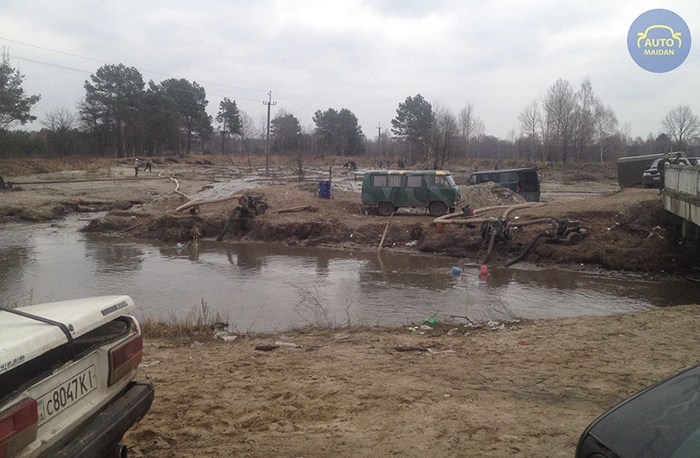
[377,212,395,251]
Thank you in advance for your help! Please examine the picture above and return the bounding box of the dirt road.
[125,305,699,457]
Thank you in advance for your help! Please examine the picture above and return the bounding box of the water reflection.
[359,252,454,290]
[84,237,146,274]
[0,216,698,332]
[0,244,35,307]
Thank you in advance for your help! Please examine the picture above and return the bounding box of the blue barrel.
[319,181,331,199]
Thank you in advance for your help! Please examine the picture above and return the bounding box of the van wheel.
[377,202,394,216]
[428,201,447,217]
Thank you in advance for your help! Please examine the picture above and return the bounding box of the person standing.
[134,158,142,177]
[144,159,153,172]
[658,152,670,193]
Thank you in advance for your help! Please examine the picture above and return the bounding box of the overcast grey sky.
[1,0,698,141]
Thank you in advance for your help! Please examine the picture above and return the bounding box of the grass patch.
[140,299,229,342]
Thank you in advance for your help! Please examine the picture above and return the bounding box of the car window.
[371,175,387,187]
[387,175,402,187]
[406,176,422,188]
[433,176,449,188]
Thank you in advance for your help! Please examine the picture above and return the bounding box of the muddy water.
[1,216,698,333]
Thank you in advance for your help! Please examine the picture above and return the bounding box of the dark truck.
[467,167,541,202]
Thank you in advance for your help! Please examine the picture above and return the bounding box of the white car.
[0,296,153,457]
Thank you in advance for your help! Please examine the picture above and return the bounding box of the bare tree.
[239,111,257,166]
[42,105,76,131]
[458,103,483,158]
[518,99,541,160]
[573,78,596,162]
[594,102,618,163]
[620,122,632,157]
[542,79,576,162]
[662,104,699,152]
[41,106,77,157]
[431,103,459,167]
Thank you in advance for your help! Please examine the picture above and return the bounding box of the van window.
[371,175,387,187]
[406,176,422,188]
[387,175,403,187]
[433,176,450,189]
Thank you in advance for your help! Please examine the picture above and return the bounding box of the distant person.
[379,160,384,169]
[658,152,670,192]
[134,158,142,177]
[144,159,153,172]
[671,152,688,165]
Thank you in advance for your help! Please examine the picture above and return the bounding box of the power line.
[0,37,110,65]
[2,37,309,123]
[12,55,92,75]
[0,36,268,98]
[10,54,267,105]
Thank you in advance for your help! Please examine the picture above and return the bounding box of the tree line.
[1,49,699,163]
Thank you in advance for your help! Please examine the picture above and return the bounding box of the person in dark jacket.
[658,152,670,192]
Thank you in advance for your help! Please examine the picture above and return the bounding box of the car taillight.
[0,398,38,458]
[108,334,143,386]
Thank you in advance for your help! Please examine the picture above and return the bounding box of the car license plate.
[37,365,97,425]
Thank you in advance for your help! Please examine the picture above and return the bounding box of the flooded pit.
[1,215,698,333]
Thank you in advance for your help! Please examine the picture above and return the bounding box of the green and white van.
[361,170,461,216]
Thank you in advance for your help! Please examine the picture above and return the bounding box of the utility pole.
[263,91,276,175]
[377,122,382,154]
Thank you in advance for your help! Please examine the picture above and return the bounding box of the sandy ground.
[2,156,699,456]
[125,305,700,457]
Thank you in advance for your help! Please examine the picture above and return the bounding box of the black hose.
[482,229,498,265]
[216,207,242,241]
[504,231,547,267]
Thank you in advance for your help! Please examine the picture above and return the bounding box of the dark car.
[576,363,700,458]
[642,156,693,188]
[642,158,663,188]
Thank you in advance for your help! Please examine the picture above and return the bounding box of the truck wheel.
[428,201,447,217]
[377,202,393,216]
